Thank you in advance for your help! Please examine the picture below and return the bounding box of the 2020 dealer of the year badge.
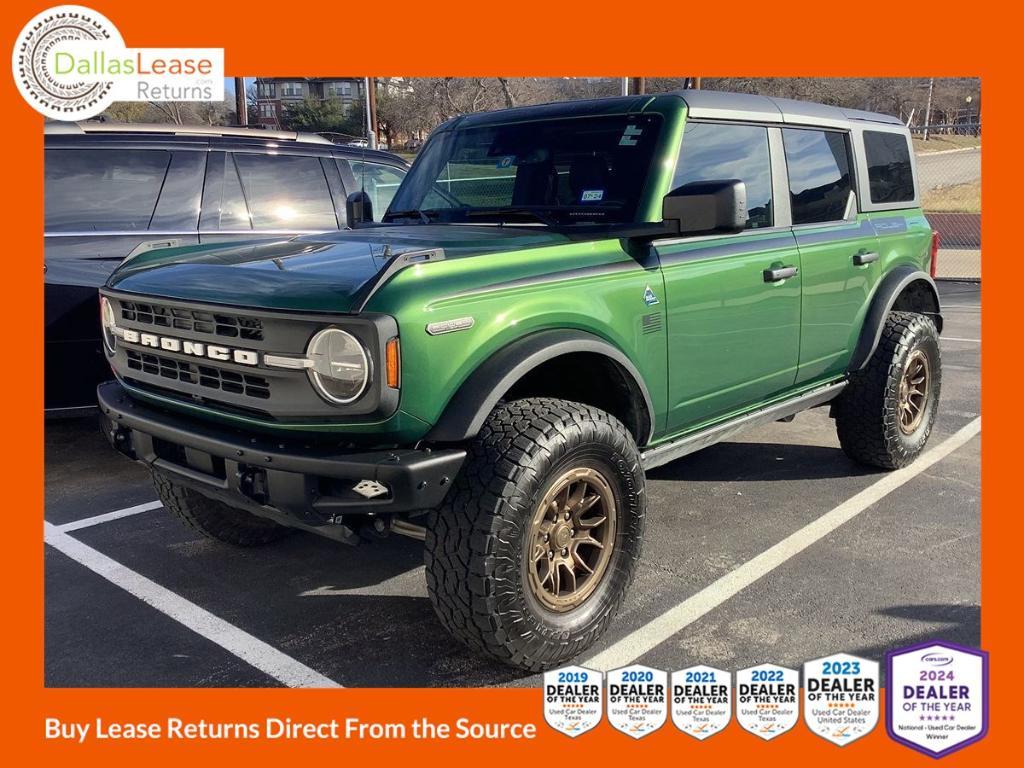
[606,665,667,738]
[887,641,988,757]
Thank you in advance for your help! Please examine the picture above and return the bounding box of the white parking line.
[585,417,981,672]
[56,501,162,532]
[941,337,981,343]
[44,522,341,688]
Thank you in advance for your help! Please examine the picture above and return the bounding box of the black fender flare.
[424,329,655,445]
[847,266,943,372]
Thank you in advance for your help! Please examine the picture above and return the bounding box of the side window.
[782,128,854,225]
[347,161,406,220]
[863,130,915,204]
[233,154,338,230]
[44,149,171,232]
[672,123,773,229]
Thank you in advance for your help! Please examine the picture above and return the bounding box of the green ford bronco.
[97,90,942,670]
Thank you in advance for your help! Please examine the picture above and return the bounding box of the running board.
[640,382,847,471]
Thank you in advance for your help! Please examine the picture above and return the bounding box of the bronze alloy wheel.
[527,466,617,613]
[898,349,931,434]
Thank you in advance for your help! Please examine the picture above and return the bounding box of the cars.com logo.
[921,652,955,666]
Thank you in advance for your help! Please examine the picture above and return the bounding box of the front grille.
[120,300,264,341]
[125,349,271,400]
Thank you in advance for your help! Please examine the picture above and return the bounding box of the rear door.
[782,128,882,384]
[657,121,803,433]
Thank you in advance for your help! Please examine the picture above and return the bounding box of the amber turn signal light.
[385,337,400,388]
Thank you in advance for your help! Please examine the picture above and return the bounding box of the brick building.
[254,78,364,129]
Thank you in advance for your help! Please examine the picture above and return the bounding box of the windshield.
[385,113,664,226]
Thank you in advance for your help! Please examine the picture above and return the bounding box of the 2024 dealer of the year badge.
[887,641,988,757]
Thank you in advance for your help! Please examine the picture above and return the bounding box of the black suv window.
[673,123,773,229]
[346,160,406,221]
[863,130,915,204]
[782,128,854,225]
[45,149,171,232]
[233,154,338,230]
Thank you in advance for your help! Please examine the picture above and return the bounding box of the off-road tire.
[835,311,941,469]
[425,398,645,671]
[152,470,293,546]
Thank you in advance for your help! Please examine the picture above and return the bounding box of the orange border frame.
[4,1,1000,763]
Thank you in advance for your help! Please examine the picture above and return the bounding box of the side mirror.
[346,190,374,227]
[663,179,747,235]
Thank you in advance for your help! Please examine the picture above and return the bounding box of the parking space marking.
[44,522,341,688]
[585,417,981,672]
[55,501,163,532]
[941,337,981,343]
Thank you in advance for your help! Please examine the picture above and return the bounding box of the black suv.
[44,122,408,414]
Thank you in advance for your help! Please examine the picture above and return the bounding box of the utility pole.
[628,77,645,96]
[923,77,935,141]
[621,77,629,96]
[234,77,247,126]
[691,77,702,90]
[364,77,378,149]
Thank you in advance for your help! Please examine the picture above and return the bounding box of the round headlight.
[100,296,117,353]
[306,328,370,404]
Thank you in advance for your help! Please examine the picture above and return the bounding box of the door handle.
[763,265,798,283]
[853,251,879,266]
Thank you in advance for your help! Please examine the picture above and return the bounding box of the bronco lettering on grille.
[120,329,259,366]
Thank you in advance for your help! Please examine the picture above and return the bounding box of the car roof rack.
[44,121,335,144]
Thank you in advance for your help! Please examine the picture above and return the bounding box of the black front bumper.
[98,381,465,539]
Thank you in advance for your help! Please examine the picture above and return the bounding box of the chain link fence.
[913,125,981,280]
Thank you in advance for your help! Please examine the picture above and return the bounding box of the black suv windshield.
[385,113,663,226]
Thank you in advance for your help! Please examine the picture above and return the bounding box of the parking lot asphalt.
[44,282,981,688]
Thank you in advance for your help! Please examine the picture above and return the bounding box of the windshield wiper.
[459,207,560,227]
[383,208,433,224]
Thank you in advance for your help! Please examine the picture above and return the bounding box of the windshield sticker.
[619,125,643,146]
[581,190,604,202]
[496,155,517,169]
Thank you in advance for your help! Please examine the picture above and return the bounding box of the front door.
[658,121,802,434]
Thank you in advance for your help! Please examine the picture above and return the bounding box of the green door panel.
[794,216,882,383]
[656,231,802,432]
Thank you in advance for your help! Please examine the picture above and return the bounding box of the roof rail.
[44,121,334,144]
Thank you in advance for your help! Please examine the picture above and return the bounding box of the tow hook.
[107,424,135,459]
[237,466,269,505]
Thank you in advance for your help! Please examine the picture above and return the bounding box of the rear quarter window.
[346,160,406,221]
[45,149,171,232]
[863,130,915,204]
